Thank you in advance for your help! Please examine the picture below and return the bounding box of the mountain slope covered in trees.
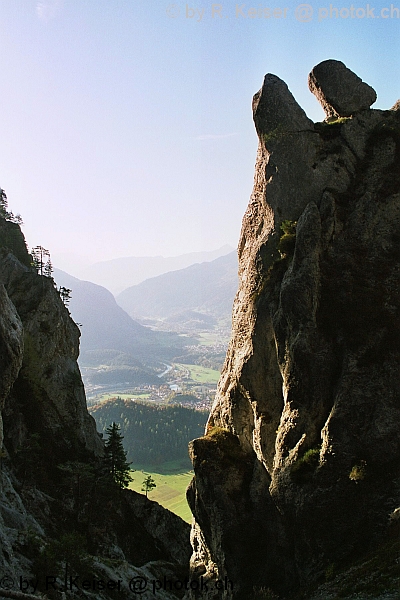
[90,398,208,467]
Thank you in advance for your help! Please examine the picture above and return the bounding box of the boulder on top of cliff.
[253,73,314,137]
[308,59,377,118]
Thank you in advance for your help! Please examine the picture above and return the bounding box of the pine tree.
[0,187,23,224]
[59,286,72,306]
[44,258,53,278]
[0,187,9,218]
[142,474,156,497]
[31,245,52,276]
[104,422,133,489]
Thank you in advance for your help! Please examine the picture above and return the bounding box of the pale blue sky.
[0,0,399,274]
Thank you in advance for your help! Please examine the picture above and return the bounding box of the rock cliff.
[187,60,400,598]
[0,216,190,598]
[0,225,103,463]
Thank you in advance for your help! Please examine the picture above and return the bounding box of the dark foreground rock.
[0,217,190,599]
[186,61,400,599]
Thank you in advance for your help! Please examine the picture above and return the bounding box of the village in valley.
[83,345,225,411]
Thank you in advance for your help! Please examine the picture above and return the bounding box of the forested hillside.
[90,398,208,466]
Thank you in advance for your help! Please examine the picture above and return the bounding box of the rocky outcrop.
[187,61,400,598]
[0,216,103,461]
[0,216,190,597]
[0,249,103,462]
[308,59,377,118]
[0,283,23,451]
[126,492,191,564]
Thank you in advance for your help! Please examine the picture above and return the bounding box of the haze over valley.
[76,245,234,295]
[53,248,237,413]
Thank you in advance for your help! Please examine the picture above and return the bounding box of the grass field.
[94,392,151,403]
[129,461,194,523]
[176,363,220,384]
[197,326,230,347]
[197,332,219,346]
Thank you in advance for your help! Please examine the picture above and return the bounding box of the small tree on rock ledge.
[31,245,53,277]
[0,187,23,224]
[59,286,72,306]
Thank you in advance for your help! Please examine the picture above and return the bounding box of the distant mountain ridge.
[53,269,190,365]
[77,245,234,294]
[116,251,238,322]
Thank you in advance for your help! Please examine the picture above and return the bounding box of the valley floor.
[129,462,194,523]
[84,361,219,411]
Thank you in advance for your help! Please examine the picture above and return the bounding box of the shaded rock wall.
[0,216,103,462]
[187,61,400,598]
[0,216,191,596]
[0,283,23,451]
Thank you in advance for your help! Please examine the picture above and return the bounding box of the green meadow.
[197,324,230,347]
[176,363,220,384]
[197,332,219,346]
[129,461,194,523]
[95,392,151,403]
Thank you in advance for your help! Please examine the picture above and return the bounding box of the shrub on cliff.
[278,219,297,258]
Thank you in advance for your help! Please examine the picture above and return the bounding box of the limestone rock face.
[0,283,23,450]
[0,225,103,460]
[0,216,191,595]
[308,59,377,117]
[187,62,400,598]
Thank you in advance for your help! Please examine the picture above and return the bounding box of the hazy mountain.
[77,245,234,294]
[53,269,191,365]
[116,251,238,322]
